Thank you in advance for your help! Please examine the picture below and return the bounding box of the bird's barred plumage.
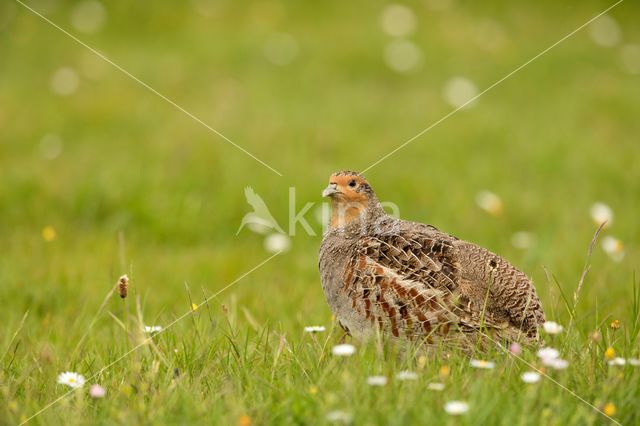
[319,171,545,347]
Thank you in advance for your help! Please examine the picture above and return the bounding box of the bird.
[318,171,545,348]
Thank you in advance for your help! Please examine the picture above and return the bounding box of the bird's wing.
[341,227,538,342]
[340,231,471,341]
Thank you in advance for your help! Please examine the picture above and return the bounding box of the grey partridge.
[318,171,545,347]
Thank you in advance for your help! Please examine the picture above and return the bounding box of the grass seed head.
[118,275,129,299]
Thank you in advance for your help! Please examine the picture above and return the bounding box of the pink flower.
[89,384,105,399]
[509,342,522,356]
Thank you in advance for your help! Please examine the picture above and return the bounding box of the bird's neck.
[329,196,385,231]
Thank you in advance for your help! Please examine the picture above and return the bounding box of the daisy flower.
[475,190,503,216]
[395,370,418,381]
[332,344,356,357]
[304,326,326,333]
[542,321,564,335]
[366,376,388,386]
[89,384,105,398]
[470,359,495,369]
[521,371,541,384]
[264,233,291,253]
[57,371,85,388]
[509,342,522,356]
[590,202,613,226]
[144,325,162,333]
[602,236,625,262]
[607,357,626,366]
[444,401,469,415]
[537,347,560,360]
[326,410,353,423]
[511,231,535,250]
[427,382,445,391]
[544,358,569,370]
[628,358,640,366]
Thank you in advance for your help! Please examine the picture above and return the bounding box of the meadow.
[1,0,639,424]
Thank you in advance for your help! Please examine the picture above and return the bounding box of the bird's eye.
[348,179,357,187]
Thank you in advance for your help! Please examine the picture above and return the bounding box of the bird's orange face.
[322,172,370,229]
[322,173,369,202]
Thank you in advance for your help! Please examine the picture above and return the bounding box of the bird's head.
[322,171,382,230]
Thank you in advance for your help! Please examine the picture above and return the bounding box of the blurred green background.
[0,0,639,416]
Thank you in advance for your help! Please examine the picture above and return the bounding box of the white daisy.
[589,15,622,48]
[608,357,626,366]
[470,359,495,369]
[395,370,418,381]
[627,358,640,366]
[427,382,445,391]
[70,0,107,34]
[537,347,560,360]
[602,236,625,262]
[366,376,388,386]
[380,4,417,37]
[444,77,479,110]
[264,233,291,253]
[50,67,79,96]
[475,190,502,216]
[521,371,541,384]
[144,325,162,333]
[590,202,613,226]
[332,344,356,357]
[511,231,535,249]
[543,321,564,335]
[325,410,353,423]
[57,371,86,388]
[444,401,469,415]
[384,40,422,73]
[544,358,569,370]
[304,326,326,333]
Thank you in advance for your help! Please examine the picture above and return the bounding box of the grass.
[1,0,639,424]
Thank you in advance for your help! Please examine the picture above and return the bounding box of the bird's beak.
[322,183,339,197]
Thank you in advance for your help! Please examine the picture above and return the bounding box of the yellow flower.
[309,385,318,395]
[417,355,427,370]
[603,402,616,417]
[610,320,620,330]
[191,303,199,312]
[120,384,132,397]
[42,226,56,242]
[439,365,450,380]
[604,347,616,360]
[238,414,252,426]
